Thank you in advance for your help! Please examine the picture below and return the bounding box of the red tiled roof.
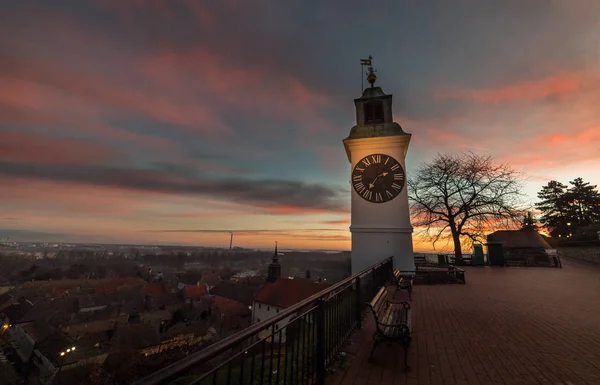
[183,284,207,299]
[254,278,330,308]
[142,283,167,296]
[212,295,249,316]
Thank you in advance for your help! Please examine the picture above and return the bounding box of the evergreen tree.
[535,181,569,237]
[564,177,600,229]
[536,178,600,238]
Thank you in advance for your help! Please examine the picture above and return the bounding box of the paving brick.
[327,258,600,385]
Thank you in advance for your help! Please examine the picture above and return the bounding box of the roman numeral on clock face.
[361,158,371,167]
[394,173,404,181]
[386,190,394,198]
[362,189,372,200]
[371,154,381,163]
[354,182,366,193]
[352,175,362,182]
[392,183,402,191]
[390,163,400,171]
[375,193,383,202]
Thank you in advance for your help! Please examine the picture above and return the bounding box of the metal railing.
[133,257,394,385]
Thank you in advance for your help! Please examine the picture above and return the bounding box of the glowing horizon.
[1,1,599,252]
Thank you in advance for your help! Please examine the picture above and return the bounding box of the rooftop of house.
[183,284,207,299]
[487,228,552,249]
[21,322,75,363]
[254,278,330,308]
[212,295,249,316]
[210,281,261,307]
[142,282,167,297]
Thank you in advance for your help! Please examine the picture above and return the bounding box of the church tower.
[267,242,281,282]
[343,57,415,274]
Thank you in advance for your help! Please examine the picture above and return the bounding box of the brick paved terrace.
[328,258,600,385]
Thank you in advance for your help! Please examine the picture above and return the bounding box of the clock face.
[352,153,405,203]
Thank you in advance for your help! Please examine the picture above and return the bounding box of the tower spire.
[267,241,281,282]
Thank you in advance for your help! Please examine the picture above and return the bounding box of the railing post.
[372,268,377,292]
[316,298,326,385]
[355,276,362,329]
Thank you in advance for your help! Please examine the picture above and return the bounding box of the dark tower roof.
[345,57,409,140]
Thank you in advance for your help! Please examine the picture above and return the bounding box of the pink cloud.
[0,130,116,165]
[141,49,330,131]
[0,178,154,216]
[435,72,597,103]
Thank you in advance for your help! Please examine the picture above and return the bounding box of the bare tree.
[408,153,525,263]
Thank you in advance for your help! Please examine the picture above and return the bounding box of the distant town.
[0,241,356,384]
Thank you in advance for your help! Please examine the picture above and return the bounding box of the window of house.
[364,101,384,124]
[275,324,279,330]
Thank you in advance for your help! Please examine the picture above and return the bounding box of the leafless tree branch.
[408,152,527,262]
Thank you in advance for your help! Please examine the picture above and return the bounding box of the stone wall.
[557,245,600,264]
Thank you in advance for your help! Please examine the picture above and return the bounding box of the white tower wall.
[344,136,415,274]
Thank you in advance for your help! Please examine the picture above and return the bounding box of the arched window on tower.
[364,101,384,124]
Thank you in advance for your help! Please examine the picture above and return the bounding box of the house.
[251,245,330,342]
[486,228,554,266]
[6,321,76,384]
[182,284,208,304]
[210,281,261,308]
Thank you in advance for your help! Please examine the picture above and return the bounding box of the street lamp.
[56,346,76,382]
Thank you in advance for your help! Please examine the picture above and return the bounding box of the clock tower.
[343,58,414,274]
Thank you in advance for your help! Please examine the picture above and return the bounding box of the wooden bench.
[392,269,414,301]
[414,254,427,266]
[367,286,412,369]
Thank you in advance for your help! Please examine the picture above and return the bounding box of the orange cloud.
[321,219,350,225]
[500,124,600,169]
[435,72,594,103]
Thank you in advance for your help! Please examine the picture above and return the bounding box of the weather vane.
[360,55,377,91]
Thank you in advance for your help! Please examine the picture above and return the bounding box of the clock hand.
[370,171,389,188]
[369,176,378,189]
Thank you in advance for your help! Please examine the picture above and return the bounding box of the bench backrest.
[393,269,414,282]
[368,287,410,328]
[369,286,389,320]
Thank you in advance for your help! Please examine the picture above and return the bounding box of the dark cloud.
[0,161,348,213]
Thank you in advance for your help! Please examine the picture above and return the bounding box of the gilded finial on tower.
[366,56,377,88]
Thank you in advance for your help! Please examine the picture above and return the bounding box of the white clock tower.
[343,58,415,274]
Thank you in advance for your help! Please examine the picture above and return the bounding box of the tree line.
[536,178,600,239]
[408,152,599,263]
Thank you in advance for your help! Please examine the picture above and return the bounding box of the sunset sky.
[1,1,599,251]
